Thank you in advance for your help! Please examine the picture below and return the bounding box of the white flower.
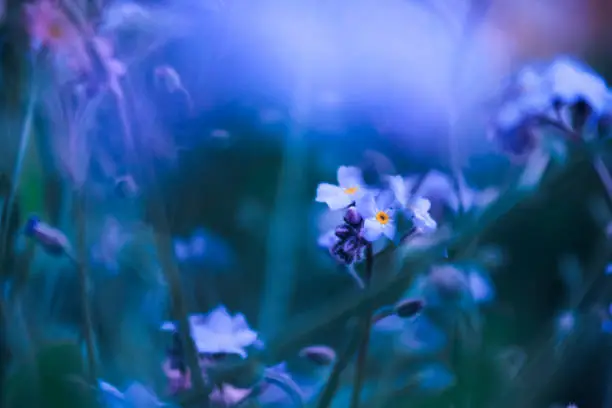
[386,174,412,208]
[316,166,367,210]
[546,58,610,113]
[356,191,396,242]
[162,306,258,358]
[410,198,437,233]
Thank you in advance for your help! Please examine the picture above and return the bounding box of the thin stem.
[592,156,612,207]
[73,191,97,384]
[349,243,374,408]
[315,327,360,408]
[261,369,305,407]
[316,245,375,408]
[0,71,37,265]
[119,71,209,401]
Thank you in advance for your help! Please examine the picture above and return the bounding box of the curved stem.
[316,243,375,408]
[261,369,305,407]
[73,191,97,384]
[349,243,374,408]
[0,71,37,264]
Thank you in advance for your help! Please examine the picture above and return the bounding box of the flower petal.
[355,193,377,218]
[363,218,384,241]
[206,306,234,332]
[386,175,409,207]
[412,197,431,213]
[382,222,397,240]
[316,183,352,210]
[376,189,397,210]
[337,166,364,188]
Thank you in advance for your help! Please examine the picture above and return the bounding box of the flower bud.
[343,207,362,226]
[24,216,71,256]
[342,236,360,253]
[334,224,353,239]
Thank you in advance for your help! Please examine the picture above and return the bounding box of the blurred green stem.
[119,74,208,400]
[261,369,304,407]
[349,243,374,408]
[0,67,37,265]
[73,192,97,384]
[316,244,374,408]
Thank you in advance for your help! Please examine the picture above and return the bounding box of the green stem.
[0,71,37,265]
[316,244,375,408]
[349,243,374,408]
[73,192,97,384]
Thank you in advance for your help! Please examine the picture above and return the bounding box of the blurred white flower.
[546,58,610,113]
[162,306,258,358]
[410,198,437,233]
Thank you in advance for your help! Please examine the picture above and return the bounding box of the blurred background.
[4,0,612,406]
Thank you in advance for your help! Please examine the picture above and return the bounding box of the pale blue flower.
[316,166,367,210]
[546,58,610,113]
[162,306,258,358]
[356,191,396,241]
[410,198,436,233]
[172,228,234,269]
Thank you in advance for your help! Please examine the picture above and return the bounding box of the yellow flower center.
[375,210,390,225]
[344,186,359,195]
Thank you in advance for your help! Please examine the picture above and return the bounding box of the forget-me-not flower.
[356,190,397,241]
[316,166,367,210]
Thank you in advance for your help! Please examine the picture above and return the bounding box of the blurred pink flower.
[24,0,90,72]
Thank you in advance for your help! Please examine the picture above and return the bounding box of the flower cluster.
[315,166,436,265]
[490,57,612,158]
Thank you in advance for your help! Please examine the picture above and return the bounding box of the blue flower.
[410,198,437,233]
[546,58,610,114]
[173,228,234,269]
[316,166,368,210]
[356,191,397,241]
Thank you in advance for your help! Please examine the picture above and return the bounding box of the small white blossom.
[546,58,610,113]
[356,191,396,242]
[316,166,367,210]
[162,306,258,358]
[410,198,437,233]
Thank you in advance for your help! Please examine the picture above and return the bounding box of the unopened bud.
[24,216,71,256]
[342,236,360,253]
[343,207,362,226]
[334,224,353,239]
